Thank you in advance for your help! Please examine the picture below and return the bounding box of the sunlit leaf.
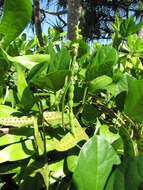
[73,135,120,190]
[0,0,32,48]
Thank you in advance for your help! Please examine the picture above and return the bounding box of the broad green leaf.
[105,155,143,190]
[105,73,128,97]
[54,121,89,151]
[12,54,50,70]
[1,48,50,70]
[16,65,35,111]
[66,148,79,173]
[89,75,112,94]
[127,34,143,53]
[81,104,99,126]
[0,128,33,146]
[0,0,32,48]
[17,64,27,100]
[105,164,125,190]
[48,43,70,72]
[0,139,35,163]
[87,46,117,81]
[99,125,120,144]
[0,134,27,146]
[0,105,16,117]
[124,77,143,122]
[73,135,120,190]
[120,16,143,37]
[124,156,143,189]
[30,70,70,91]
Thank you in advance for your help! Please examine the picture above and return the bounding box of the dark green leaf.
[105,155,143,190]
[81,104,99,126]
[30,70,69,91]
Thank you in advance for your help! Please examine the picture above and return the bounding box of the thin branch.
[40,9,67,16]
[57,15,67,27]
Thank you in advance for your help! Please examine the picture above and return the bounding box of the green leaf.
[105,73,128,97]
[49,159,65,184]
[73,135,120,190]
[0,128,33,146]
[0,139,35,163]
[127,34,143,53]
[66,148,79,173]
[27,45,70,91]
[105,155,143,190]
[99,125,120,144]
[105,164,125,190]
[12,54,50,70]
[120,16,143,38]
[81,104,99,126]
[89,75,112,94]
[0,48,50,70]
[0,0,32,48]
[16,65,35,111]
[0,105,16,117]
[30,70,70,91]
[17,64,27,100]
[0,134,27,146]
[124,77,143,122]
[87,46,117,81]
[48,43,70,72]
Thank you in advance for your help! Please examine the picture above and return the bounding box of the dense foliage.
[1,0,143,190]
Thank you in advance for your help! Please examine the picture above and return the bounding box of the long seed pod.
[68,43,79,136]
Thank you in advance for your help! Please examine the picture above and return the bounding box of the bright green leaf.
[124,77,143,122]
[73,135,120,190]
[99,125,120,144]
[0,0,32,48]
[89,75,112,94]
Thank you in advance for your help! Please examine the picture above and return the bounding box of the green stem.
[62,79,70,129]
[76,85,88,117]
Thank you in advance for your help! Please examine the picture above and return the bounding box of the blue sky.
[25,0,67,39]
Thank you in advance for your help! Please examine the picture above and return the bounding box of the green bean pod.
[68,43,79,136]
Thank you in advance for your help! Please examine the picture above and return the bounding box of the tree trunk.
[138,15,143,41]
[34,0,44,47]
[79,0,84,37]
[67,0,81,40]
